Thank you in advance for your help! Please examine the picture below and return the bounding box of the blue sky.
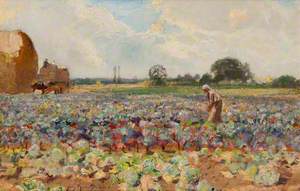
[91,0,161,33]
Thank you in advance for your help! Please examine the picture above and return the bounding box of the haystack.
[0,30,38,93]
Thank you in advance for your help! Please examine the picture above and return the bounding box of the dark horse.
[31,82,48,94]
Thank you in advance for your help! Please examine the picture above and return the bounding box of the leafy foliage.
[199,73,213,85]
[272,75,298,88]
[211,57,253,83]
[254,165,280,186]
[149,65,168,86]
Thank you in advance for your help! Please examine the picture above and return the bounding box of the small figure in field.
[202,84,223,124]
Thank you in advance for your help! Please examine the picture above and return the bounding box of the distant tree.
[176,74,183,81]
[149,65,167,86]
[211,57,253,83]
[296,79,300,87]
[194,74,201,81]
[183,73,194,81]
[272,75,297,88]
[199,73,213,85]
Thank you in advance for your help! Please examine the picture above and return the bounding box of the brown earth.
[1,156,299,191]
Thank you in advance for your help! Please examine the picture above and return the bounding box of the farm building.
[38,60,70,87]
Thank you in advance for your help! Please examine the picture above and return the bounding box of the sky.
[0,0,299,79]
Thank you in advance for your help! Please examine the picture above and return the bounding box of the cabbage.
[123,170,140,187]
[84,151,103,166]
[27,144,40,159]
[17,179,46,191]
[244,164,258,180]
[49,186,66,191]
[254,165,280,186]
[227,162,246,175]
[182,166,200,184]
[162,164,180,183]
[170,155,189,170]
[196,180,214,191]
[73,140,90,154]
[142,159,161,177]
[67,151,81,165]
[49,148,65,163]
[199,148,209,156]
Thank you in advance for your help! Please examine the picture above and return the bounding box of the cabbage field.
[0,92,300,191]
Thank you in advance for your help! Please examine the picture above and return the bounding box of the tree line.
[149,57,300,88]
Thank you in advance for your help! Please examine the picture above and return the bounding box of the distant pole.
[113,66,116,83]
[117,65,121,83]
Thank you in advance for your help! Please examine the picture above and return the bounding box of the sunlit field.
[71,83,300,96]
[0,85,299,190]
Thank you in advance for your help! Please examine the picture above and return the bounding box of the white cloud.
[152,0,300,78]
[0,0,19,25]
[0,0,132,78]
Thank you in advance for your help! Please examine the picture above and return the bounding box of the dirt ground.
[1,156,300,191]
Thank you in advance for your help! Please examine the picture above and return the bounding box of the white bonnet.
[202,84,211,90]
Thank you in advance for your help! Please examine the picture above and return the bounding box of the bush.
[199,73,213,85]
[272,75,297,88]
[296,79,300,87]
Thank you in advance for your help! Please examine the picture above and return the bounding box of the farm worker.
[202,84,223,124]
